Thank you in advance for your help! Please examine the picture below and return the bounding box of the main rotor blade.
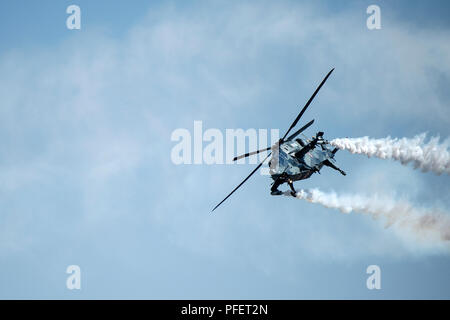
[232,147,272,162]
[285,119,315,141]
[281,68,334,141]
[212,153,271,212]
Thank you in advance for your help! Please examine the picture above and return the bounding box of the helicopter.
[212,68,346,212]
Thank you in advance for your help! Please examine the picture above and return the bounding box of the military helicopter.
[212,68,346,212]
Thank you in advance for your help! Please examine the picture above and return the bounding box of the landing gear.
[287,179,297,197]
[270,178,297,196]
[270,179,283,196]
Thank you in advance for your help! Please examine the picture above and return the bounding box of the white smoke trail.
[330,133,450,175]
[286,189,450,245]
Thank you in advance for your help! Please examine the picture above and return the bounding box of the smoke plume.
[330,133,450,175]
[286,189,450,244]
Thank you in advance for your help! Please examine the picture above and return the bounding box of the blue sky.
[0,0,450,299]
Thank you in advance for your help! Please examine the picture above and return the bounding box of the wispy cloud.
[0,1,449,266]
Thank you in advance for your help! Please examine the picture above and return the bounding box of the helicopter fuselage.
[269,137,337,182]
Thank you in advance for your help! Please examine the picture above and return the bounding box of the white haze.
[330,133,450,175]
[286,189,450,247]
